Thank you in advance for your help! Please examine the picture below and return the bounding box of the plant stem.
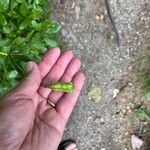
[0,52,8,56]
[10,30,34,53]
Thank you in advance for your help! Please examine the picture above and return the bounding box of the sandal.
[58,139,77,150]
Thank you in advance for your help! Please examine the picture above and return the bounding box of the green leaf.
[9,55,25,77]
[19,19,31,30]
[45,39,57,47]
[19,4,30,16]
[137,107,150,120]
[10,1,18,10]
[39,0,46,5]
[0,14,7,26]
[11,37,25,49]
[34,0,40,5]
[48,22,61,34]
[11,53,31,62]
[10,79,19,87]
[0,39,10,47]
[7,70,18,79]
[15,0,25,3]
[0,0,9,12]
[41,21,51,30]
[0,82,11,96]
[30,7,42,20]
[32,41,46,50]
[19,43,30,55]
[2,26,12,34]
[145,91,150,100]
[31,20,42,30]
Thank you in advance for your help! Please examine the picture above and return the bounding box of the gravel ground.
[53,0,150,149]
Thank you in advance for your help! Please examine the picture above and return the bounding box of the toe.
[65,143,77,150]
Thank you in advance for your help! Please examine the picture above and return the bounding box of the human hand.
[0,48,85,150]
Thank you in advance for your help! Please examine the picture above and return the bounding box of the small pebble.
[131,135,143,150]
[96,15,104,21]
[96,15,100,20]
[72,2,75,8]
[113,89,120,98]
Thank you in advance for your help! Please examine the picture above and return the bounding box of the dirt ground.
[53,0,150,149]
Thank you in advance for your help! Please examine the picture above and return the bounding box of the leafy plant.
[138,51,150,100]
[0,0,63,96]
[136,106,150,121]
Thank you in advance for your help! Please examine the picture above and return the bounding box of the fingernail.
[27,61,34,72]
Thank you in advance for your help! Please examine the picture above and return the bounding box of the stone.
[131,135,143,150]
[113,89,120,98]
[88,84,102,103]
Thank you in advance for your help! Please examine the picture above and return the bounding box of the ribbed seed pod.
[47,82,74,93]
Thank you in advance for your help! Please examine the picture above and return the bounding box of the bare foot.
[65,143,77,150]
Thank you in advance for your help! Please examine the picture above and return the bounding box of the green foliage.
[145,91,150,101]
[137,52,150,100]
[0,0,62,96]
[136,106,150,121]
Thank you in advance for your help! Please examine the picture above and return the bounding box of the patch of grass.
[0,0,64,96]
[137,45,150,100]
[136,106,150,121]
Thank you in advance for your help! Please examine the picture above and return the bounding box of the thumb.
[14,61,41,96]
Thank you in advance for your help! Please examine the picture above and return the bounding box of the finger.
[38,48,61,79]
[38,86,52,99]
[56,72,85,122]
[48,58,81,103]
[42,50,74,84]
[38,50,73,99]
[37,48,60,98]
[13,62,41,96]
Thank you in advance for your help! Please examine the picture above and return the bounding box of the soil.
[53,0,150,149]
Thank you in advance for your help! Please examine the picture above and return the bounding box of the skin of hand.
[0,48,85,150]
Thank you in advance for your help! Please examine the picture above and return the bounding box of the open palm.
[0,48,85,150]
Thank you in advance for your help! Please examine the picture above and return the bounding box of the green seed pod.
[47,82,74,93]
